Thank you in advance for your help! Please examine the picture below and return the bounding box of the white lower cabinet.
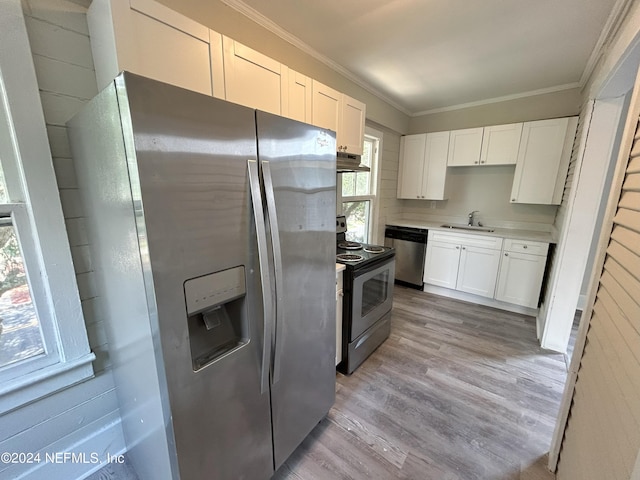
[336,268,344,366]
[424,231,503,299]
[424,240,460,288]
[456,245,501,297]
[495,239,549,308]
[425,231,550,308]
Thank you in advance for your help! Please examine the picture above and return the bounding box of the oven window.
[361,270,389,316]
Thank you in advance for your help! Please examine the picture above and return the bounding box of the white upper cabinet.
[223,37,286,116]
[312,81,366,155]
[283,68,312,124]
[312,80,341,132]
[339,95,366,156]
[88,0,224,97]
[397,134,426,199]
[397,132,449,200]
[448,123,522,166]
[511,117,578,205]
[447,127,484,166]
[480,123,523,165]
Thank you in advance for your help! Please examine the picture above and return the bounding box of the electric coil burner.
[335,216,395,374]
[337,253,364,262]
[338,241,363,250]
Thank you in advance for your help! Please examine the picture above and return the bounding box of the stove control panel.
[336,215,347,234]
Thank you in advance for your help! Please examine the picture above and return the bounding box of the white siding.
[1,2,125,479]
[373,124,403,243]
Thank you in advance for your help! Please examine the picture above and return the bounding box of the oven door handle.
[262,161,284,385]
[248,159,272,395]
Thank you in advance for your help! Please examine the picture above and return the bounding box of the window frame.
[0,0,94,413]
[339,127,382,244]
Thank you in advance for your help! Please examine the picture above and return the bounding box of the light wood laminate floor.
[275,286,571,480]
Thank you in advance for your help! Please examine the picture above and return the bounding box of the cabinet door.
[447,128,483,166]
[339,94,366,155]
[480,123,523,165]
[510,118,572,204]
[456,246,501,298]
[397,134,427,199]
[495,252,546,308]
[223,36,285,115]
[312,80,340,132]
[424,240,460,289]
[92,0,216,95]
[284,68,312,124]
[422,131,450,199]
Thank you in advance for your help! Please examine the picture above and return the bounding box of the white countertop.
[386,219,556,243]
[336,263,346,273]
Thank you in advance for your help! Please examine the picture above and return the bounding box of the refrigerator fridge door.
[256,111,337,469]
[121,74,274,479]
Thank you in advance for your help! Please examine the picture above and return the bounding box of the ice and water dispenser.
[184,266,248,371]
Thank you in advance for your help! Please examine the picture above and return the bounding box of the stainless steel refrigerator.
[68,72,337,480]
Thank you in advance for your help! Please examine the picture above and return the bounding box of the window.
[340,129,381,243]
[0,0,93,413]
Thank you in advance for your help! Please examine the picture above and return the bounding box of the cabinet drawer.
[429,230,503,250]
[503,239,549,256]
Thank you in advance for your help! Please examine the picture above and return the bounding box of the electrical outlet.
[430,201,436,209]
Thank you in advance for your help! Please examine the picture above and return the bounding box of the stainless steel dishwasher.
[384,225,428,289]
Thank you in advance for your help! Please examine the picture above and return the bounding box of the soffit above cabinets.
[226,0,623,115]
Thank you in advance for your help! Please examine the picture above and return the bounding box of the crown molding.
[218,0,413,116]
[579,0,635,88]
[411,83,582,117]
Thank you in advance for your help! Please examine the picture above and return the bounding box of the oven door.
[350,258,395,341]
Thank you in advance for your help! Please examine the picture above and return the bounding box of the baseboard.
[422,284,538,316]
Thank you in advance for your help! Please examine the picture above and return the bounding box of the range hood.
[336,151,370,173]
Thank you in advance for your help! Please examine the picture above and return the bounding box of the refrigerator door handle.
[248,159,272,395]
[262,161,284,384]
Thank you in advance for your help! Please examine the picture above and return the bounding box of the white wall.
[0,2,125,479]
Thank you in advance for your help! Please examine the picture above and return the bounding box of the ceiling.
[228,0,621,115]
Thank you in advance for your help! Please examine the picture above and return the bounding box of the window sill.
[0,352,96,414]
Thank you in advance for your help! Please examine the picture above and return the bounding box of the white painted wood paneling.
[3,1,125,478]
[377,127,403,244]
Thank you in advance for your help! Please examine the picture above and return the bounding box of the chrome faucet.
[468,210,479,226]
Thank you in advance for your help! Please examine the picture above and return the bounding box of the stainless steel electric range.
[336,216,395,374]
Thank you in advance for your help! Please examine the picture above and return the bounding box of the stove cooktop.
[336,242,394,268]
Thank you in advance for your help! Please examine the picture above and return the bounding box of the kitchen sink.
[440,224,495,233]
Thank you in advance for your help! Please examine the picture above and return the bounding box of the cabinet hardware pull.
[523,245,528,249]
[456,246,460,249]
[505,253,509,256]
[474,161,479,164]
[511,198,516,201]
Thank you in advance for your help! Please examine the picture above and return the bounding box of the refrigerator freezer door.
[121,74,274,480]
[256,111,337,469]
